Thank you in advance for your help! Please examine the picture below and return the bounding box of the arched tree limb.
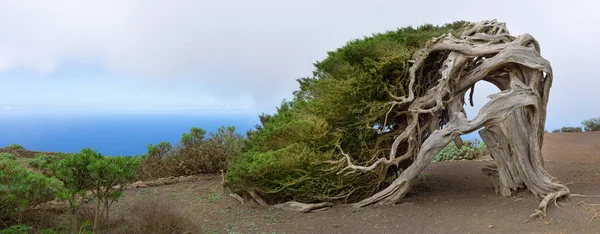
[338,20,568,217]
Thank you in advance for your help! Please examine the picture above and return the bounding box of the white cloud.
[0,0,598,126]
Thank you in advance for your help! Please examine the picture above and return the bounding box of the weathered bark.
[274,201,333,213]
[343,20,567,218]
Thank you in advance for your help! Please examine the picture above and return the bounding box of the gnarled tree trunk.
[348,20,568,218]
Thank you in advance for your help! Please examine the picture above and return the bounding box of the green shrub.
[432,140,488,162]
[225,102,380,203]
[88,155,140,232]
[225,21,470,204]
[47,149,100,233]
[0,158,63,226]
[0,153,16,161]
[0,224,32,234]
[138,126,244,179]
[146,142,174,160]
[582,117,600,132]
[551,129,560,133]
[560,126,582,133]
[3,144,24,150]
[47,148,140,233]
[29,153,66,170]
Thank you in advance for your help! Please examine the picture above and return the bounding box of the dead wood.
[336,20,569,218]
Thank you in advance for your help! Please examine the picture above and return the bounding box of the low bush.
[127,197,198,234]
[88,155,140,232]
[560,126,582,133]
[0,153,16,161]
[225,103,379,204]
[46,149,140,233]
[0,224,32,234]
[3,144,24,150]
[0,158,63,227]
[433,139,488,162]
[582,117,600,132]
[137,126,244,179]
[552,129,561,133]
[28,153,66,170]
[45,149,99,232]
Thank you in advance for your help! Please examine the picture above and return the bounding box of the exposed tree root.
[274,201,334,213]
[234,188,334,213]
[570,194,600,198]
[247,190,268,206]
[577,202,600,224]
[229,193,245,204]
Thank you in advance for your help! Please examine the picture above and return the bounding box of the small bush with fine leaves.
[560,126,582,133]
[3,144,24,150]
[46,149,140,233]
[46,149,106,232]
[0,153,16,161]
[582,117,600,132]
[0,158,63,226]
[432,140,488,162]
[28,153,66,170]
[138,126,244,179]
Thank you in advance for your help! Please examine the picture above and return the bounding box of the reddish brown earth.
[0,148,57,158]
[26,132,600,233]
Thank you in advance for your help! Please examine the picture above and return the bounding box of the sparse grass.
[205,193,222,203]
[128,197,199,234]
[4,144,24,150]
[224,223,239,234]
[0,152,16,160]
[261,213,278,224]
[587,166,599,176]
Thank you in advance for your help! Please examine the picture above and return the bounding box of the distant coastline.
[0,113,259,156]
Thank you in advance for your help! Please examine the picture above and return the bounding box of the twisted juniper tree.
[226,20,567,218]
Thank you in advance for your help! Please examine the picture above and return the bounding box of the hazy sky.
[0,0,598,130]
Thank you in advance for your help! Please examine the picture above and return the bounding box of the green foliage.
[0,158,63,226]
[582,117,600,132]
[3,145,24,150]
[0,224,32,234]
[46,148,100,232]
[88,154,140,231]
[560,126,582,133]
[146,142,174,159]
[46,148,139,232]
[225,21,470,203]
[180,127,206,146]
[0,153,16,161]
[138,126,244,179]
[432,140,488,162]
[28,153,66,170]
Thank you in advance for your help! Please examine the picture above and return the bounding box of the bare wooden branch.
[336,20,569,218]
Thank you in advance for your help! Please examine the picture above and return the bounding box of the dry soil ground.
[22,132,600,233]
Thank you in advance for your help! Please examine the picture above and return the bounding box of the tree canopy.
[225,21,467,203]
[225,20,567,218]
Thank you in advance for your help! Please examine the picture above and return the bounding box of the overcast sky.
[0,0,598,130]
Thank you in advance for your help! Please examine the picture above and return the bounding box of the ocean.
[0,113,260,156]
[0,112,482,156]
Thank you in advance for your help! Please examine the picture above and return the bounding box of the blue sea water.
[0,113,260,156]
[0,112,483,156]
